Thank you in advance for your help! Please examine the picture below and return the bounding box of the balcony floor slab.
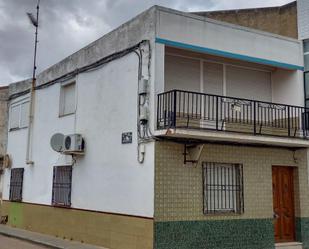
[155,128,309,148]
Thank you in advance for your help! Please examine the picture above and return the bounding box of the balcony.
[157,90,309,142]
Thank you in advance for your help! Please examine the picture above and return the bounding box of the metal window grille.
[52,166,72,207]
[9,168,24,202]
[203,162,244,214]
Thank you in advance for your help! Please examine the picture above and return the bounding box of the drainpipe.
[26,0,40,165]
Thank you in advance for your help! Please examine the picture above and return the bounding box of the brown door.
[272,166,295,242]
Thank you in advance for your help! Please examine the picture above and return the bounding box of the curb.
[0,225,107,249]
[0,229,59,248]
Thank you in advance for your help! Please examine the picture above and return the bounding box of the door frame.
[272,165,296,243]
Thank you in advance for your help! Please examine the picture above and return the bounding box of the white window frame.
[9,98,30,131]
[59,81,76,117]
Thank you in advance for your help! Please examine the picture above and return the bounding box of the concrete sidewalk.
[0,225,107,249]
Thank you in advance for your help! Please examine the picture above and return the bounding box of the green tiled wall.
[155,219,275,249]
[296,217,309,249]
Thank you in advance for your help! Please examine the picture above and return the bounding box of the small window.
[203,162,244,214]
[9,100,29,130]
[304,40,309,54]
[52,166,72,207]
[305,73,309,100]
[9,168,24,202]
[10,105,20,130]
[59,82,76,116]
[305,54,309,72]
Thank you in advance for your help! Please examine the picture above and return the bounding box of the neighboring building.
[194,1,298,39]
[297,0,309,113]
[0,86,9,204]
[1,2,309,249]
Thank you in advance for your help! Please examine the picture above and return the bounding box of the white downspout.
[26,84,35,165]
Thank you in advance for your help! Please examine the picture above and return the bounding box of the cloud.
[0,0,293,85]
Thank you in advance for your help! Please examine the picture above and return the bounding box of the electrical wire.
[9,40,150,100]
[9,39,159,161]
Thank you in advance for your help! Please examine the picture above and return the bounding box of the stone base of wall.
[1,201,153,249]
[155,219,275,249]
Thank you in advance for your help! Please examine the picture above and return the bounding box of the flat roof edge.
[155,5,301,44]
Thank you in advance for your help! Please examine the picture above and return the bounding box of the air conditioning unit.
[63,134,85,154]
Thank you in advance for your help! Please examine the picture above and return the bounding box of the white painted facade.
[156,8,303,68]
[3,52,155,217]
[154,7,304,105]
[1,6,307,218]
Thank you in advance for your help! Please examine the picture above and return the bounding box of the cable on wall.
[9,39,158,164]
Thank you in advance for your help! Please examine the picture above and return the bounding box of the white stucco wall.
[156,7,304,111]
[156,7,303,69]
[3,53,154,217]
[272,69,304,106]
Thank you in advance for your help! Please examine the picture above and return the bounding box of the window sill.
[9,126,28,132]
[52,203,71,209]
[58,112,75,118]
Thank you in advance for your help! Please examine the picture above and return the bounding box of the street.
[0,234,48,249]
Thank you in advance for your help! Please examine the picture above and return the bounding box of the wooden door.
[272,166,295,242]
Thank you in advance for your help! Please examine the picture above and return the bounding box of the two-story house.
[1,2,309,249]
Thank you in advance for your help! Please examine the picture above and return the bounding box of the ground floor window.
[203,162,244,214]
[9,168,24,202]
[52,166,72,207]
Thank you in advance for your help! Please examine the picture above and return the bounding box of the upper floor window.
[304,40,309,72]
[59,82,76,117]
[304,40,309,107]
[203,162,244,215]
[304,40,309,54]
[9,99,29,130]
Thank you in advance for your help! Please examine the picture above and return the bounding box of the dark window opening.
[203,162,244,214]
[52,166,72,207]
[9,168,24,202]
[305,72,309,108]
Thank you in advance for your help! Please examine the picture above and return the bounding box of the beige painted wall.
[1,201,153,249]
[155,141,309,222]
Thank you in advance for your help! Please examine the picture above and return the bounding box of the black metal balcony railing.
[157,90,309,139]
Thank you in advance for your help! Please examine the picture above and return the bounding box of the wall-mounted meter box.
[140,106,148,123]
[139,78,148,95]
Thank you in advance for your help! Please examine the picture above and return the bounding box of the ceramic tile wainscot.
[155,219,275,249]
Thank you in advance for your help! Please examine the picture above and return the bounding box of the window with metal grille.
[203,162,244,214]
[9,168,24,202]
[52,166,72,207]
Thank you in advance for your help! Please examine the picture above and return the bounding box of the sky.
[0,0,293,86]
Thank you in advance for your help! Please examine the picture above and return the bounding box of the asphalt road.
[0,234,49,249]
